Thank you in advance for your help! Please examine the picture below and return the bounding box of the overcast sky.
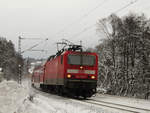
[0,0,150,58]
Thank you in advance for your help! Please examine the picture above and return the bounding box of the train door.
[56,56,60,85]
[56,55,63,85]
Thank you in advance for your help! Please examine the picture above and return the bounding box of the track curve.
[82,99,150,113]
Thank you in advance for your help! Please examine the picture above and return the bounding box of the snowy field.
[0,80,29,113]
[0,80,150,113]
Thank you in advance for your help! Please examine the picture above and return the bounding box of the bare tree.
[96,13,150,99]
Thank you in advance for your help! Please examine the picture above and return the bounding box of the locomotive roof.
[46,44,97,62]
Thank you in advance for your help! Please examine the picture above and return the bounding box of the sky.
[0,0,150,59]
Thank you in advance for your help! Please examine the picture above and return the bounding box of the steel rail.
[83,99,150,113]
[32,86,150,113]
[89,99,150,112]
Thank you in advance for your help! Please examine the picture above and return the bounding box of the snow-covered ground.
[93,94,150,110]
[0,80,29,113]
[0,80,112,113]
[0,80,150,113]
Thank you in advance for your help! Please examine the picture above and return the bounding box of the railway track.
[82,99,150,113]
[32,87,150,113]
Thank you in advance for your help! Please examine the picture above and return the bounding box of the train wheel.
[58,86,63,96]
[40,84,44,89]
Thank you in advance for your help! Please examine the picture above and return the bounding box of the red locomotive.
[32,45,98,98]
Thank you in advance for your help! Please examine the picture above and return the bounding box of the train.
[31,45,98,99]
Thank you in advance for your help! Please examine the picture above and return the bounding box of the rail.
[82,99,150,113]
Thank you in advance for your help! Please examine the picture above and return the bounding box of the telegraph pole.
[18,36,48,84]
[18,36,22,84]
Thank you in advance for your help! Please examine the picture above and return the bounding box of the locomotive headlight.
[67,74,71,78]
[80,66,83,69]
[91,75,95,79]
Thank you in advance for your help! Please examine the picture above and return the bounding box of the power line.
[71,24,96,38]
[55,0,109,36]
[70,0,139,39]
[114,0,138,14]
[21,38,48,54]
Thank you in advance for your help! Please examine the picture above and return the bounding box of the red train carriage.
[32,45,98,98]
[32,66,44,87]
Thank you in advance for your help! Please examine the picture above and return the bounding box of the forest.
[96,13,150,99]
[0,37,23,81]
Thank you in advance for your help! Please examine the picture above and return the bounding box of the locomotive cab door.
[56,55,64,85]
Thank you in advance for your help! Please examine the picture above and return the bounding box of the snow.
[0,80,28,113]
[0,80,113,113]
[17,89,109,113]
[93,94,150,110]
[0,79,150,113]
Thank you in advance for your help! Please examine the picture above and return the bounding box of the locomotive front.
[63,51,98,98]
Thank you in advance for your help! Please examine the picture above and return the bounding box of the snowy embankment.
[0,80,29,113]
[0,80,43,113]
[0,80,114,113]
[1,80,150,113]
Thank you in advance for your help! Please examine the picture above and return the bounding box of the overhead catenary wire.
[45,0,139,56]
[55,0,109,36]
[21,38,48,54]
[70,0,139,40]
[71,24,96,38]
[114,0,138,14]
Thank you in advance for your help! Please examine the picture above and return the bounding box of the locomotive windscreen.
[68,54,95,66]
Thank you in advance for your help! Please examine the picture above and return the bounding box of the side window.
[61,55,63,64]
